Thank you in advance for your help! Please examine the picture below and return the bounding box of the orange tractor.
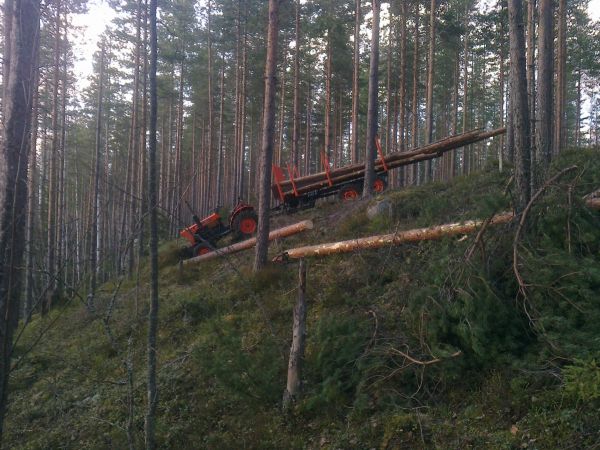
[180,200,258,257]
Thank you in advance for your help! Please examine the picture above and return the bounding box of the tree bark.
[254,0,281,271]
[363,0,381,198]
[508,0,531,211]
[89,43,105,310]
[351,0,361,164]
[410,2,420,184]
[536,0,553,170]
[461,13,470,175]
[291,0,301,169]
[424,0,436,182]
[526,0,535,150]
[45,0,61,313]
[324,36,332,161]
[399,0,407,153]
[216,62,224,205]
[25,37,40,320]
[144,0,159,444]
[0,0,39,437]
[554,0,567,155]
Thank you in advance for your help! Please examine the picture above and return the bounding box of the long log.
[274,213,514,260]
[183,220,313,265]
[275,128,506,197]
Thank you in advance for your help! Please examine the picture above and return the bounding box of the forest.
[0,0,599,447]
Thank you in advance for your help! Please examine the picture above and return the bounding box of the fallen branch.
[512,166,579,296]
[183,220,313,265]
[390,348,462,366]
[274,213,514,260]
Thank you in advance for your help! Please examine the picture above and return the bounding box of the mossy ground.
[6,150,600,449]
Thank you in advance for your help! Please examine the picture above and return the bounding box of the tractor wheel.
[232,209,258,240]
[373,176,388,194]
[339,184,361,201]
[193,243,213,257]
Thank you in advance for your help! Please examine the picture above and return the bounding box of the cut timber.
[274,213,514,260]
[183,220,313,265]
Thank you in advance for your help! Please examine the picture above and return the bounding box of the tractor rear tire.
[373,176,388,194]
[232,209,258,240]
[193,243,213,257]
[339,184,361,201]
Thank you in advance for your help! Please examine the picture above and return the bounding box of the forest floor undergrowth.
[5,149,600,449]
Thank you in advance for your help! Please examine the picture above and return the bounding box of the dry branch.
[183,220,313,265]
[274,213,514,260]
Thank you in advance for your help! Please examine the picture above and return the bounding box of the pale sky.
[71,0,116,91]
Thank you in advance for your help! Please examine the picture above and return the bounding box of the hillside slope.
[6,150,600,449]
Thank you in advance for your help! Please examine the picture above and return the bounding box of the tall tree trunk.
[536,0,553,170]
[254,0,280,271]
[138,0,149,260]
[575,69,581,147]
[276,48,286,166]
[216,62,224,204]
[324,37,332,160]
[424,0,436,182]
[145,0,159,444]
[207,1,214,207]
[89,43,105,309]
[399,0,407,153]
[238,19,248,197]
[450,45,460,177]
[363,0,381,198]
[45,0,61,313]
[526,0,535,150]
[0,0,38,436]
[351,0,361,164]
[304,82,312,175]
[554,0,566,154]
[410,2,420,184]
[508,0,531,211]
[498,23,506,171]
[461,17,469,175]
[291,0,301,168]
[25,38,40,320]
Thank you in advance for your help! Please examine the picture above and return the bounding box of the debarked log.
[274,213,514,260]
[183,220,314,265]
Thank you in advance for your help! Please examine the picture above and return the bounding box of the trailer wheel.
[193,243,213,257]
[339,184,361,201]
[373,177,387,194]
[232,209,258,239]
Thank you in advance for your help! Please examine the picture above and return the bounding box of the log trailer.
[180,127,505,256]
[271,127,505,210]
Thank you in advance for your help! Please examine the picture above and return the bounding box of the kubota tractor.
[180,200,258,258]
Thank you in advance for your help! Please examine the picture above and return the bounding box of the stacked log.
[273,128,506,198]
